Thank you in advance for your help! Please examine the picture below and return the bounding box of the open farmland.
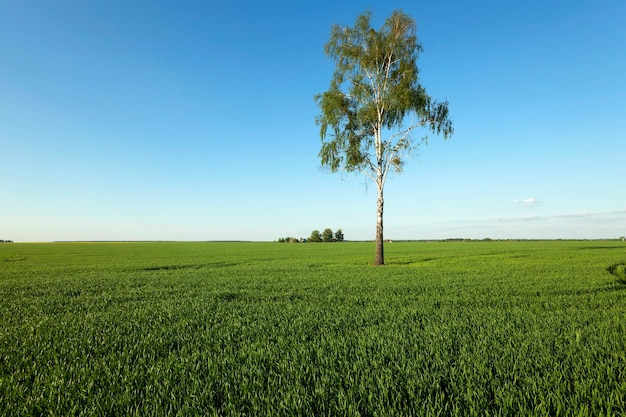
[1,241,625,415]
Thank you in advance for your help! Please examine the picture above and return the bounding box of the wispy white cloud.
[513,197,538,204]
[390,208,626,240]
[554,211,591,218]
[519,214,540,221]
[506,209,626,222]
[553,209,626,220]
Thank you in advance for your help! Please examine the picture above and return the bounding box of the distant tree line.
[308,228,344,243]
[0,239,13,243]
[277,237,302,243]
[278,228,344,243]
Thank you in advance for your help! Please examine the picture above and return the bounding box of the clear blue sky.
[1,0,625,242]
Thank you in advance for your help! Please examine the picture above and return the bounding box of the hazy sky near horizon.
[1,0,625,242]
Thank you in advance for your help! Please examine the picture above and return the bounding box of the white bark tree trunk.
[374,173,384,266]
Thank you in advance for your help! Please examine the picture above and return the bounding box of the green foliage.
[335,229,344,242]
[1,241,625,415]
[308,228,342,242]
[315,9,453,178]
[278,237,301,243]
[309,230,322,242]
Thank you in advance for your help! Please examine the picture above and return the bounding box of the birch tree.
[315,10,453,265]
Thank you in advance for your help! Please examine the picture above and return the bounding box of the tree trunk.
[374,183,384,266]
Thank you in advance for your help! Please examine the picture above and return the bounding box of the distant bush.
[278,237,301,243]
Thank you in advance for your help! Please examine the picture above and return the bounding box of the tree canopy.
[309,230,322,243]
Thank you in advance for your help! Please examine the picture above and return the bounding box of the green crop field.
[1,241,625,416]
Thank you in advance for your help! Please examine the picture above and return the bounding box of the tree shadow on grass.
[387,258,439,266]
[140,262,238,271]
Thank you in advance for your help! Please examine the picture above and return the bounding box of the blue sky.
[1,0,625,242]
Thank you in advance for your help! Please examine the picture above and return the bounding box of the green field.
[1,241,625,416]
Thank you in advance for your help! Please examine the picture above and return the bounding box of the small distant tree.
[335,229,344,242]
[322,228,334,242]
[309,230,322,242]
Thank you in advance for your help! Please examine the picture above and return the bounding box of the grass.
[1,240,625,415]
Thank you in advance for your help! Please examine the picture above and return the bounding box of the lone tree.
[315,10,453,265]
